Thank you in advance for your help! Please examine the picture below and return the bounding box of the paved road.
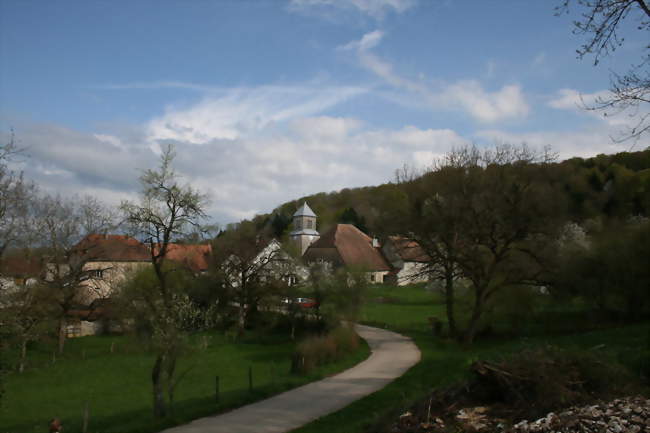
[161,324,421,433]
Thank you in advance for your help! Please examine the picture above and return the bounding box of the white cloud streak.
[288,0,417,19]
[146,85,367,143]
[340,31,530,123]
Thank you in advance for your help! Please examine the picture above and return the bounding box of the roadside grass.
[360,283,445,333]
[292,284,650,433]
[1,327,370,433]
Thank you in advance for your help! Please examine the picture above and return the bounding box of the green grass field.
[1,328,370,433]
[292,284,650,433]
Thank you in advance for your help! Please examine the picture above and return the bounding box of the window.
[89,269,104,279]
[306,220,313,229]
[370,274,376,282]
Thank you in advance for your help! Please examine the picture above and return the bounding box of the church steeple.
[290,202,319,255]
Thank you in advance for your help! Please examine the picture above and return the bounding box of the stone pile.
[512,396,650,433]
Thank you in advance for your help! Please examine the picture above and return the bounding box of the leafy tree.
[0,264,52,373]
[119,264,212,413]
[270,212,291,238]
[338,207,368,233]
[554,219,650,317]
[306,262,366,331]
[557,0,650,141]
[120,144,209,418]
[211,221,290,335]
[403,145,564,343]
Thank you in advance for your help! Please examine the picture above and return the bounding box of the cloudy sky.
[1,0,648,225]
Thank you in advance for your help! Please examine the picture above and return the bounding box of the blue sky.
[1,0,648,224]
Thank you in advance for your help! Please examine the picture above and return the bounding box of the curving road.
[161,324,421,433]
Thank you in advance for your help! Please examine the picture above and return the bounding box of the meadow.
[1,326,370,433]
[293,283,650,433]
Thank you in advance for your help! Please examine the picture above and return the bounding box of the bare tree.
[558,0,650,142]
[0,130,36,258]
[0,270,51,373]
[120,144,209,418]
[403,144,564,344]
[29,194,118,354]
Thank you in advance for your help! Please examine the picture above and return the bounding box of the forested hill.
[237,148,650,240]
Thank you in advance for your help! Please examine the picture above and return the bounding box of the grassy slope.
[1,329,370,433]
[292,285,650,433]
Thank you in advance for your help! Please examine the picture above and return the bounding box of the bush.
[291,326,359,374]
[470,345,638,418]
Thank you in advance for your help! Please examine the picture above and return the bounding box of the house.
[154,243,212,273]
[0,253,42,301]
[303,223,391,283]
[75,234,214,300]
[73,234,152,303]
[65,234,213,336]
[382,236,431,285]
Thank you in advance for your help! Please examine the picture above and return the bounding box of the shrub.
[291,326,359,374]
[470,345,638,418]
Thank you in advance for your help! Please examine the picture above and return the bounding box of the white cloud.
[340,31,530,123]
[288,0,417,19]
[441,81,529,123]
[146,85,367,144]
[338,29,384,51]
[475,127,650,160]
[547,88,607,111]
[290,116,363,143]
[548,88,650,133]
[8,115,471,225]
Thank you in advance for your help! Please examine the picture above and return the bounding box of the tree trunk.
[166,355,177,415]
[152,354,166,418]
[58,318,67,354]
[444,269,457,338]
[461,291,485,345]
[19,338,27,373]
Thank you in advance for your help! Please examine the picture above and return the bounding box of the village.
[1,1,649,433]
[1,201,430,339]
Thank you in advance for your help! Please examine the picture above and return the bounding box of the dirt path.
[161,324,421,433]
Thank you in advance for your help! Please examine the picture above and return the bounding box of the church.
[288,202,393,283]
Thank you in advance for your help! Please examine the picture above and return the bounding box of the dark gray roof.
[293,202,317,218]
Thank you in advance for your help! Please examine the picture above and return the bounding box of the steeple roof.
[293,202,316,218]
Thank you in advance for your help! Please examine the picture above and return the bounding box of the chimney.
[372,237,380,248]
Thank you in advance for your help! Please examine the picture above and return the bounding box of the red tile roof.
[0,254,42,277]
[75,235,212,272]
[157,243,212,272]
[74,234,151,262]
[387,236,430,263]
[304,224,391,271]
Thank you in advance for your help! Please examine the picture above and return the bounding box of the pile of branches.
[386,346,641,433]
[468,346,635,419]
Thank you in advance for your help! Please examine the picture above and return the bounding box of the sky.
[1,0,649,225]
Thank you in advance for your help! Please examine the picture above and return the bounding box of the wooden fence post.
[215,376,220,404]
[82,400,89,433]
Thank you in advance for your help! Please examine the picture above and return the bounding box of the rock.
[510,396,650,433]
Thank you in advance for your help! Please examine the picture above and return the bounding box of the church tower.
[290,202,320,255]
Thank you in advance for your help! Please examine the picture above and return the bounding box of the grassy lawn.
[292,284,650,433]
[1,327,370,433]
[359,283,445,333]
